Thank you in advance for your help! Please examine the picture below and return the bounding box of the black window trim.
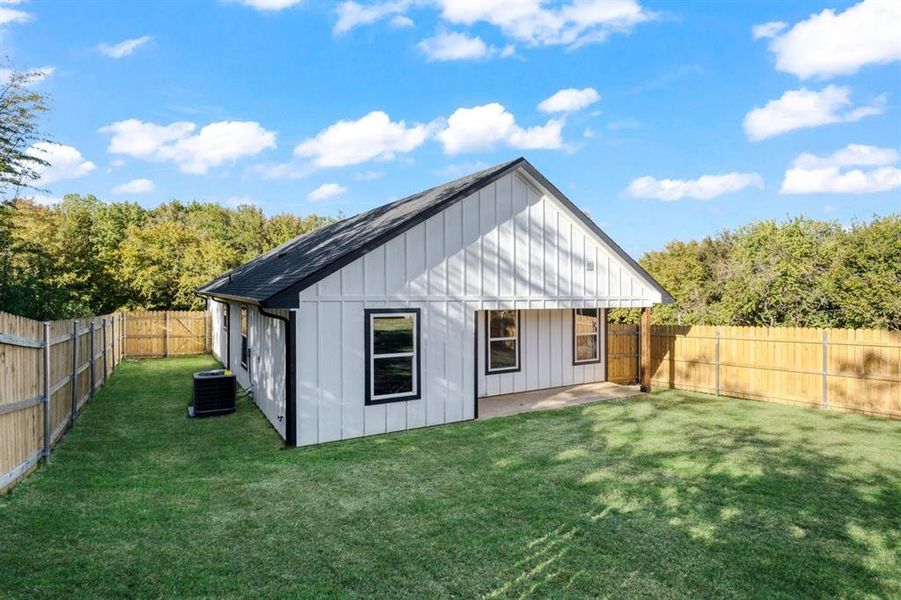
[572,308,602,366]
[485,309,522,375]
[364,307,422,405]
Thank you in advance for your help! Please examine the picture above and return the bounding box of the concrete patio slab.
[478,382,643,419]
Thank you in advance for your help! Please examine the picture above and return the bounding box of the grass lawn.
[1,356,899,598]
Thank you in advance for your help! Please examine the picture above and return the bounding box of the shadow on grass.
[469,395,900,597]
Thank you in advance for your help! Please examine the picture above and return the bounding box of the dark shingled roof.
[198,157,673,307]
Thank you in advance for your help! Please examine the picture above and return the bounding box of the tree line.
[611,215,900,330]
[0,196,334,319]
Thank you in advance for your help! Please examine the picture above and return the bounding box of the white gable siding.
[291,169,657,445]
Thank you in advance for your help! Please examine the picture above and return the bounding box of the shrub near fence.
[605,324,900,419]
[0,310,210,493]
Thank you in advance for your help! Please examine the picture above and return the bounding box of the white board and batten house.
[198,158,673,446]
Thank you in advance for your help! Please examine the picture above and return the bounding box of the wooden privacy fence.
[124,311,211,357]
[1,310,210,492]
[1,312,124,492]
[606,324,900,419]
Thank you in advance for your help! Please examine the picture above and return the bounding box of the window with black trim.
[486,310,520,374]
[240,306,248,369]
[365,309,421,404]
[573,308,601,365]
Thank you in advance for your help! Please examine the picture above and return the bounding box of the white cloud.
[791,144,899,169]
[0,65,54,85]
[334,0,412,34]
[308,182,348,202]
[781,166,901,195]
[26,142,96,186]
[0,5,31,25]
[751,21,786,40]
[780,143,901,194]
[418,31,491,61]
[390,14,414,28]
[743,85,884,141]
[240,0,303,10]
[538,87,600,113]
[112,178,155,194]
[759,0,901,79]
[436,0,654,48]
[294,111,429,167]
[101,119,276,174]
[97,35,152,58]
[583,128,595,138]
[435,102,564,154]
[626,172,764,201]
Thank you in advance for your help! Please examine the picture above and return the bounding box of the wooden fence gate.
[124,311,211,357]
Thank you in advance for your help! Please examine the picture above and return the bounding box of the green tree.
[0,69,49,196]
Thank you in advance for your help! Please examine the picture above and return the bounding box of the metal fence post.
[70,320,79,426]
[89,321,96,398]
[714,330,720,396]
[43,321,51,461]
[102,318,108,384]
[165,312,170,358]
[822,329,829,410]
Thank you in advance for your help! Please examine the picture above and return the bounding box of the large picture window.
[365,308,421,404]
[573,308,601,365]
[486,310,520,374]
[240,306,248,369]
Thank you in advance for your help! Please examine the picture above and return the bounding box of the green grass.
[1,356,899,598]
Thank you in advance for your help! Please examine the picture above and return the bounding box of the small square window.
[365,309,421,404]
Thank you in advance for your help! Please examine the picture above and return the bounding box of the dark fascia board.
[197,291,262,306]
[516,162,675,304]
[262,158,528,308]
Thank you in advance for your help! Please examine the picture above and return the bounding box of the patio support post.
[639,307,651,392]
[70,320,79,426]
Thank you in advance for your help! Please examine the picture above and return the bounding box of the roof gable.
[198,158,672,307]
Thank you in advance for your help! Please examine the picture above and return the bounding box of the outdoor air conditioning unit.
[188,370,236,418]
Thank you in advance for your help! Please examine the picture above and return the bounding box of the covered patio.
[478,381,644,419]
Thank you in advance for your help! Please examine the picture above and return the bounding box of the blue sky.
[4,0,900,257]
